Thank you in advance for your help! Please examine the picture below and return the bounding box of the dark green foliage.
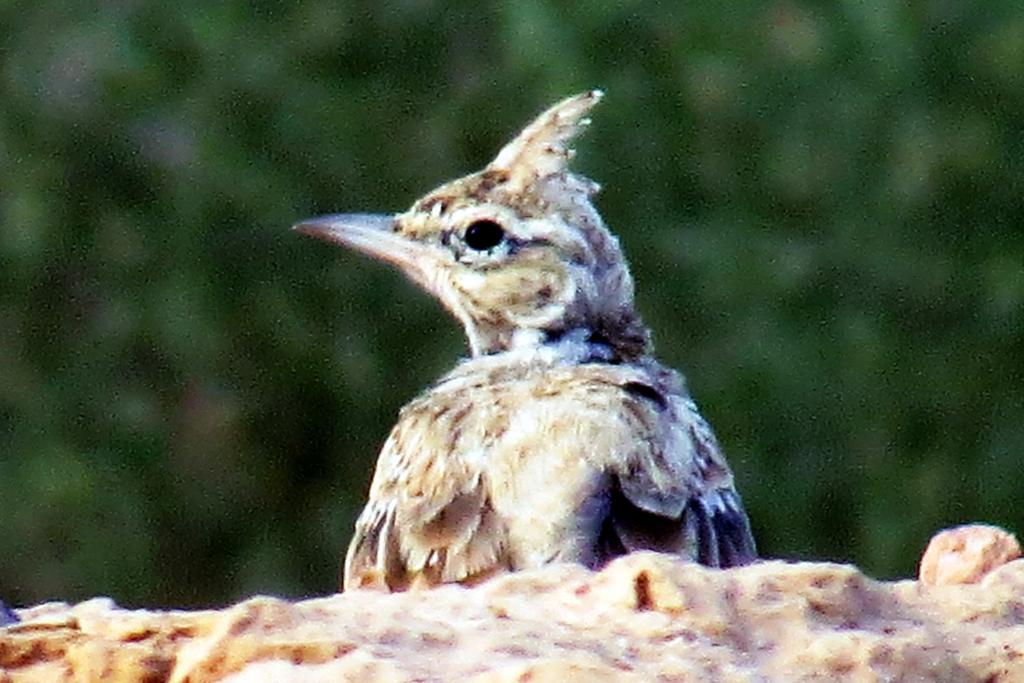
[1,1,1021,607]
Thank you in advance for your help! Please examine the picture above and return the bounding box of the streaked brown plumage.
[295,91,757,591]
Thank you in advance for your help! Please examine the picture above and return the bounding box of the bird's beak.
[293,213,441,290]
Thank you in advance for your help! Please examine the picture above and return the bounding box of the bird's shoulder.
[392,354,679,460]
[373,351,734,515]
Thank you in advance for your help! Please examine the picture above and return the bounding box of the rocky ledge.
[1,525,1022,682]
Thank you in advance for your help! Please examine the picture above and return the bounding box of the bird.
[294,90,757,591]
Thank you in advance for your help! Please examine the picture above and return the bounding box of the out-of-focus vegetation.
[2,2,1022,608]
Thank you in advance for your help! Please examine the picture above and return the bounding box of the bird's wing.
[600,478,757,568]
[343,397,509,591]
[599,378,758,568]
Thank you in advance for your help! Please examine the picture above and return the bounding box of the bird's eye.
[463,220,505,251]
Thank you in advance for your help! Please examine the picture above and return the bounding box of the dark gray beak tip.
[291,220,326,237]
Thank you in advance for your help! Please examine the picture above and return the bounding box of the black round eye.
[463,220,505,251]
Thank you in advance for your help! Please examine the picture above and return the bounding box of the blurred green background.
[2,1,1022,609]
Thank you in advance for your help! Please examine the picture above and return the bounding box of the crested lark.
[296,91,757,591]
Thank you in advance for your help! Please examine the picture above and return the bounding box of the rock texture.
[2,526,1023,682]
[919,524,1021,587]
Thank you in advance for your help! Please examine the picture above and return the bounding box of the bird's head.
[295,90,650,360]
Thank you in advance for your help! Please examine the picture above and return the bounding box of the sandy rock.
[2,534,1024,682]
[919,524,1021,586]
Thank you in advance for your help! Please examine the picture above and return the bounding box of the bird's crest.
[487,89,603,199]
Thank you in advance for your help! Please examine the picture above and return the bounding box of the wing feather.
[599,480,756,568]
[603,378,758,568]
[343,400,509,591]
